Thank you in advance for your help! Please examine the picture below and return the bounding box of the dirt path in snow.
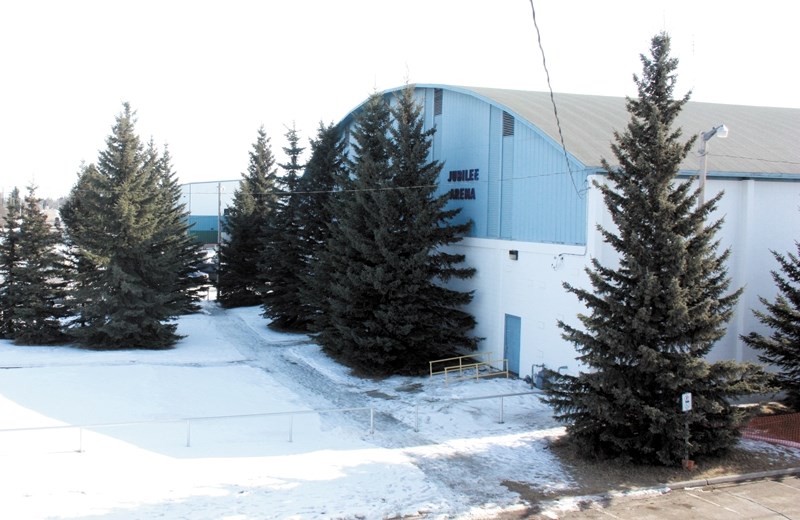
[207,304,533,512]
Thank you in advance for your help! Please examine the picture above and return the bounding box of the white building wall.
[449,237,590,379]
[708,177,800,362]
[452,174,800,378]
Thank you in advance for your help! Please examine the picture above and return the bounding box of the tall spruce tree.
[0,188,23,338]
[317,88,477,376]
[60,104,198,349]
[150,144,206,313]
[59,164,105,331]
[260,124,307,330]
[385,86,477,360]
[742,243,800,409]
[7,186,69,344]
[315,93,392,369]
[218,126,277,308]
[544,33,770,465]
[299,122,346,331]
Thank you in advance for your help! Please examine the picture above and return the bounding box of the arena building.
[338,85,800,378]
[183,84,800,379]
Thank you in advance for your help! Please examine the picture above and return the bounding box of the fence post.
[499,396,505,424]
[185,421,191,447]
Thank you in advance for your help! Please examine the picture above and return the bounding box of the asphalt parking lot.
[552,473,800,519]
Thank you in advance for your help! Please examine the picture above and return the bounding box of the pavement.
[545,468,800,519]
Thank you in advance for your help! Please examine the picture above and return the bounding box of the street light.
[699,124,728,205]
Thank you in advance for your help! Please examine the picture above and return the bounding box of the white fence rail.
[1,391,542,453]
[0,406,374,453]
[412,391,540,432]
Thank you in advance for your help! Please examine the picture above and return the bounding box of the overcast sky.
[2,0,797,199]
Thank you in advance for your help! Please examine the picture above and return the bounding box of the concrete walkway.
[548,469,800,519]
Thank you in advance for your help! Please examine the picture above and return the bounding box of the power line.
[709,153,800,166]
[176,167,597,198]
[66,184,441,198]
[528,0,582,197]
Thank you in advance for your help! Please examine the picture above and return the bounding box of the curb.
[668,466,800,490]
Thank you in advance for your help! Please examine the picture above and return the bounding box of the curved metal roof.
[365,84,800,177]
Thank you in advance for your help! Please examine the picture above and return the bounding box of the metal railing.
[1,391,544,454]
[430,352,494,376]
[429,352,509,383]
[412,391,539,432]
[0,406,374,453]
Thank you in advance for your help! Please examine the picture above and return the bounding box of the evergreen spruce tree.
[8,186,69,344]
[544,33,770,465]
[315,93,392,369]
[60,104,197,349]
[218,126,277,308]
[299,122,346,331]
[59,164,105,331]
[260,124,308,330]
[317,88,477,376]
[150,144,206,313]
[742,243,800,409]
[385,86,477,361]
[0,188,23,338]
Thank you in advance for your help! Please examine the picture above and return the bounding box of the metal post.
[500,396,505,424]
[186,421,191,448]
[685,416,689,463]
[699,124,728,207]
[216,181,222,246]
[288,415,293,442]
[216,182,222,291]
[369,408,374,435]
[700,140,709,206]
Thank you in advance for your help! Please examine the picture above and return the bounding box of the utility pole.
[216,182,222,291]
[217,182,222,247]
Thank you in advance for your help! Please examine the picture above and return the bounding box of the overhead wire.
[708,153,800,166]
[175,166,600,198]
[528,0,584,196]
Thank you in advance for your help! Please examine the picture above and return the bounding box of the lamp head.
[702,123,729,142]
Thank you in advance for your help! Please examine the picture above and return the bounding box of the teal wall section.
[187,215,223,244]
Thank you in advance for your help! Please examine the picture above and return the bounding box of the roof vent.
[434,88,443,116]
[503,111,514,137]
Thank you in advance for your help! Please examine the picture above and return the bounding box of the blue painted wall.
[342,86,591,245]
[424,87,589,245]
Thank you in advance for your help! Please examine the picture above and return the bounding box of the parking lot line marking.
[686,492,740,515]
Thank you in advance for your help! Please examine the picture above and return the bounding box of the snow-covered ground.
[0,302,571,519]
[0,302,790,519]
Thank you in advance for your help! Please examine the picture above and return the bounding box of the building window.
[503,111,514,136]
[434,88,443,116]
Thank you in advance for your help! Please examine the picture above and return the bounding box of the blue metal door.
[504,314,521,375]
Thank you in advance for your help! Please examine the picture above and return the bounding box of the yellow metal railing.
[429,352,509,383]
